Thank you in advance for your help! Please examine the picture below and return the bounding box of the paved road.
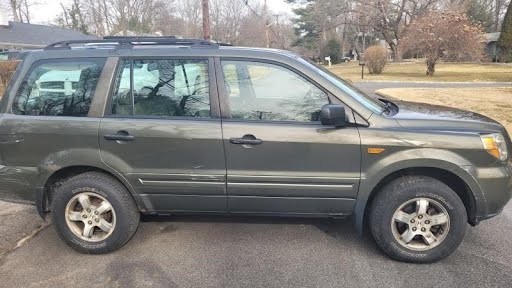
[0,201,511,288]
[0,201,46,258]
[353,81,512,96]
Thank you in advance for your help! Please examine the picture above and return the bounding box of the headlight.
[481,133,508,161]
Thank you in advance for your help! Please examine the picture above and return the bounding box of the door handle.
[104,131,135,142]
[229,134,263,145]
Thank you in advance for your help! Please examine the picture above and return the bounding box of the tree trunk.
[10,0,20,22]
[384,37,401,61]
[426,58,436,76]
[495,0,502,32]
[23,0,30,23]
[389,43,400,61]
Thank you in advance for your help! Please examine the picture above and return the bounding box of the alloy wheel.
[65,192,116,242]
[391,197,450,251]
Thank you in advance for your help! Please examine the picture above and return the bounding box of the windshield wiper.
[380,101,394,115]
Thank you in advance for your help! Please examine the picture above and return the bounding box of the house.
[483,32,501,61]
[0,21,98,51]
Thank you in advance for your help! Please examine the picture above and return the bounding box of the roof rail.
[103,36,177,40]
[44,37,220,50]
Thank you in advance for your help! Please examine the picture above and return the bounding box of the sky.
[29,0,293,25]
[265,0,293,15]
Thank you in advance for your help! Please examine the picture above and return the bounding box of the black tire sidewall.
[51,173,139,254]
[370,176,467,263]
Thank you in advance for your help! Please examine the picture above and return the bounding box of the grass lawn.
[329,61,512,82]
[376,87,512,133]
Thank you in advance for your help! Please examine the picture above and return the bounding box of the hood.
[389,100,504,133]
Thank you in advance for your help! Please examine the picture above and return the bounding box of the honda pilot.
[0,37,510,263]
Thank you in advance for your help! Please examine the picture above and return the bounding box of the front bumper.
[470,162,512,223]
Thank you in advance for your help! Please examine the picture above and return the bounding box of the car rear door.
[99,57,227,213]
[217,59,361,216]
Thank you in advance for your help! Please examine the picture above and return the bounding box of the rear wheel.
[369,176,467,263]
[51,172,140,253]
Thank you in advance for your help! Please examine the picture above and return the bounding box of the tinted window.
[12,59,105,116]
[111,59,210,118]
[222,60,328,122]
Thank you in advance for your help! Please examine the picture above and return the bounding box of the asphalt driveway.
[0,200,511,288]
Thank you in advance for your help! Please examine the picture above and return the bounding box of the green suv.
[0,37,510,263]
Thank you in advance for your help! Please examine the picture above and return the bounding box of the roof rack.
[44,36,221,50]
[102,36,177,40]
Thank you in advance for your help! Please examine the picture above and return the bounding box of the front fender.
[353,148,485,234]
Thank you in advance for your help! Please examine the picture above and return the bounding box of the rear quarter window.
[12,58,106,117]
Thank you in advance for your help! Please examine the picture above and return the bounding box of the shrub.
[0,61,19,97]
[364,45,388,74]
[498,1,512,62]
[322,39,343,64]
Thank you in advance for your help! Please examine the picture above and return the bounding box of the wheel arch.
[354,166,479,235]
[40,165,141,216]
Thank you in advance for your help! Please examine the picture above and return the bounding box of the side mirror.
[320,104,347,127]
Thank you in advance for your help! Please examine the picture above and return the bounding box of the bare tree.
[56,0,172,36]
[495,0,512,31]
[177,0,202,38]
[56,0,88,33]
[8,0,21,22]
[238,4,267,47]
[4,0,37,23]
[401,11,484,76]
[105,0,164,35]
[52,0,295,49]
[354,0,437,61]
[209,0,249,43]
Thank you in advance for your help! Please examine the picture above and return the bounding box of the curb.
[353,80,512,84]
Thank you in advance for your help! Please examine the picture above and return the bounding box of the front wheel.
[369,176,467,263]
[51,172,140,254]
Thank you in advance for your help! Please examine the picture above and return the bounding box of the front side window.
[297,56,385,114]
[222,60,328,122]
[12,58,105,116]
[111,59,210,118]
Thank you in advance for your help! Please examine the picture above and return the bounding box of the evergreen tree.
[322,39,342,64]
[467,0,495,33]
[290,5,321,52]
[498,1,512,62]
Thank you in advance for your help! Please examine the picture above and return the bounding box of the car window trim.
[104,56,220,120]
[104,114,219,122]
[129,59,135,115]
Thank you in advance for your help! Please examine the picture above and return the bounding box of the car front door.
[218,59,361,216]
[99,58,227,213]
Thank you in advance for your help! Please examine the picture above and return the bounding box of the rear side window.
[12,58,105,116]
[111,59,210,118]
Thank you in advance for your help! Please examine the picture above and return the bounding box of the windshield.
[297,57,384,114]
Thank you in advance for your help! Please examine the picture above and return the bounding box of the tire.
[369,176,467,263]
[51,172,140,254]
